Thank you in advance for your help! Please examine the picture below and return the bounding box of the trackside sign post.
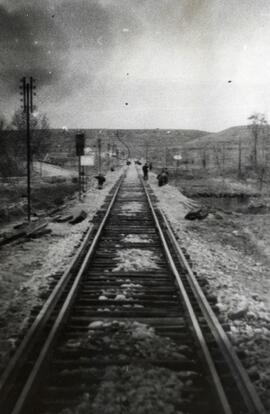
[173,154,182,170]
[81,154,95,166]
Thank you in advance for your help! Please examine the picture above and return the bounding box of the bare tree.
[0,113,7,131]
[248,113,267,171]
[10,109,51,159]
[0,114,13,177]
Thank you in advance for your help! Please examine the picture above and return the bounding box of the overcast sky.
[1,0,270,131]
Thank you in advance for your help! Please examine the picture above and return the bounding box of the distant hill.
[45,128,211,155]
[3,126,270,175]
[0,129,211,168]
[174,124,270,174]
[185,125,255,147]
[0,128,211,160]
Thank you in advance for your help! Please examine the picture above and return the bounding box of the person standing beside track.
[164,167,169,184]
[142,162,149,180]
[94,173,106,189]
[157,168,169,186]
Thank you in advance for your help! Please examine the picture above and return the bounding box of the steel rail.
[0,174,124,414]
[3,167,265,414]
[159,209,266,414]
[0,203,97,402]
[139,174,233,414]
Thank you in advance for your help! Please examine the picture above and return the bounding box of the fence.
[158,141,270,177]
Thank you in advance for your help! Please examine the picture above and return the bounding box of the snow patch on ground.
[120,191,141,198]
[148,173,199,219]
[58,320,195,414]
[97,283,144,311]
[112,249,160,272]
[123,234,151,243]
[120,201,143,213]
[149,172,270,410]
[98,283,143,302]
[0,167,124,373]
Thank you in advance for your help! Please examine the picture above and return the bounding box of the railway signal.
[20,76,36,222]
[75,133,85,156]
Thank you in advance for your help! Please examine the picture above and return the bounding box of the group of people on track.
[142,162,169,186]
[94,160,169,190]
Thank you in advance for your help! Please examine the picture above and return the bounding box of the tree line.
[0,109,51,177]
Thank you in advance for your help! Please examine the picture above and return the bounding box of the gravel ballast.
[0,168,123,373]
[148,172,270,412]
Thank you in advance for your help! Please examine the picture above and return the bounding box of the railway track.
[0,165,266,414]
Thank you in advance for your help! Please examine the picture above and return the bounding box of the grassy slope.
[47,128,211,154]
[185,125,253,147]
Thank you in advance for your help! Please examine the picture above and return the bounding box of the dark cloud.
[4,0,267,131]
[0,0,143,99]
[0,0,230,111]
[0,2,68,93]
[2,0,203,101]
[0,5,29,42]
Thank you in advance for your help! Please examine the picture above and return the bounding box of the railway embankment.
[0,167,123,374]
[0,165,269,411]
[1,164,264,414]
[148,172,270,411]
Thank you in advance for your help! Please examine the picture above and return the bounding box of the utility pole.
[97,137,102,173]
[20,76,36,222]
[115,147,119,167]
[164,146,167,167]
[75,133,85,200]
[238,137,242,179]
[222,143,225,176]
[107,142,111,170]
[78,156,82,200]
[145,140,149,162]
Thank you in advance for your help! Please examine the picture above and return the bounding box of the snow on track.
[112,249,160,272]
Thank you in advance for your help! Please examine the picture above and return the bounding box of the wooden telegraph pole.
[145,140,149,162]
[75,133,85,200]
[97,137,102,173]
[164,146,168,167]
[238,137,242,178]
[20,76,36,222]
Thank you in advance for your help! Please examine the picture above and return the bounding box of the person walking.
[94,173,106,189]
[142,163,149,180]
